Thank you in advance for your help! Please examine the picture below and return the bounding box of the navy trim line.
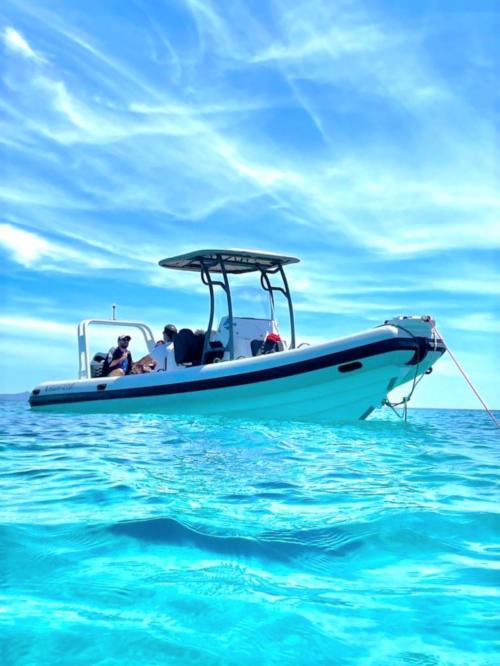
[30,337,446,407]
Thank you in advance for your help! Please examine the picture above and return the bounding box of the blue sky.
[1,0,499,408]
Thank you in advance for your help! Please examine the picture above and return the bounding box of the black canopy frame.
[159,250,299,362]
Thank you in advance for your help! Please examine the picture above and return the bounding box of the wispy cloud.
[0,223,131,272]
[0,223,51,267]
[446,313,500,335]
[0,315,74,338]
[2,26,45,62]
[3,1,499,257]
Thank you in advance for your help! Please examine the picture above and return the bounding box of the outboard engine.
[90,352,107,378]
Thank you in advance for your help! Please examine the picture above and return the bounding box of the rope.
[434,327,500,430]
[383,364,427,421]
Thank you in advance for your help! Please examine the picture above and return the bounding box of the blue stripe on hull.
[30,337,445,410]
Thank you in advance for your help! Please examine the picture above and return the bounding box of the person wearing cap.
[132,324,177,373]
[103,334,133,377]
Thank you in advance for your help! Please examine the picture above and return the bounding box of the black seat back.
[174,329,204,365]
[251,339,263,356]
[203,340,224,364]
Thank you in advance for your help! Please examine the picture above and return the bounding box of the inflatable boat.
[29,249,445,421]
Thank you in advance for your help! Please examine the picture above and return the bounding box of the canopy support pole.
[218,254,234,360]
[200,261,215,365]
[199,255,234,362]
[257,263,296,349]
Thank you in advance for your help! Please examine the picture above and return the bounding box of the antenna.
[112,304,116,321]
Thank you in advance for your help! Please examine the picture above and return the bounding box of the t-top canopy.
[159,249,300,274]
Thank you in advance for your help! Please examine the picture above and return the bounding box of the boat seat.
[203,340,224,364]
[251,339,264,356]
[174,329,205,366]
[251,335,284,356]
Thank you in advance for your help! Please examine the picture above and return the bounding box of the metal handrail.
[77,319,155,379]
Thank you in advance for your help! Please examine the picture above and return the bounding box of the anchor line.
[383,362,426,421]
[382,323,425,422]
[434,327,500,430]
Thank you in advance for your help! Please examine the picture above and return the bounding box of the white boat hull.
[29,320,445,422]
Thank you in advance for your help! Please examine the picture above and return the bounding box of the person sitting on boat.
[132,324,177,373]
[103,334,133,377]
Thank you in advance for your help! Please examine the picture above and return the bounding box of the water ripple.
[1,402,498,665]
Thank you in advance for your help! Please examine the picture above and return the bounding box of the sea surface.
[1,402,498,666]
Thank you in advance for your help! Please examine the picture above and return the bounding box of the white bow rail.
[77,319,155,380]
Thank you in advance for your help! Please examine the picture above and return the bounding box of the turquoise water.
[1,402,498,665]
